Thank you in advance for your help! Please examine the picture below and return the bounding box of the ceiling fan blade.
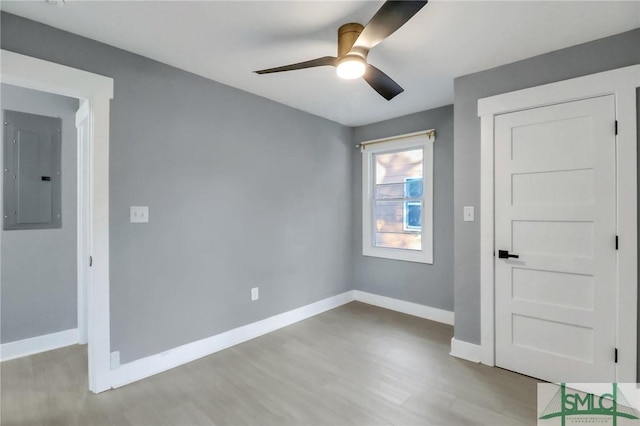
[352,1,428,52]
[254,56,338,74]
[363,64,404,101]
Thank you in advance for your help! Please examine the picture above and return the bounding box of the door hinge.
[615,235,619,250]
[615,120,618,135]
[89,256,93,267]
[615,348,618,363]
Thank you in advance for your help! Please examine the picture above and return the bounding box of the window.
[361,130,434,263]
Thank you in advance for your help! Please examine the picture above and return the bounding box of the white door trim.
[0,49,114,393]
[477,65,640,382]
[76,100,90,345]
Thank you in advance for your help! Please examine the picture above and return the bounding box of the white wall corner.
[0,329,79,362]
[353,290,454,325]
[449,337,481,363]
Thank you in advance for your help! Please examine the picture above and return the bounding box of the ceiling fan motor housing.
[338,23,365,58]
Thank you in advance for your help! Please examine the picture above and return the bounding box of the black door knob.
[498,250,519,259]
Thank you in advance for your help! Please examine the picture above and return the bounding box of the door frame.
[76,99,90,345]
[0,50,114,393]
[477,65,640,382]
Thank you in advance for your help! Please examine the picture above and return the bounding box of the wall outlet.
[463,206,475,222]
[251,287,259,301]
[130,206,149,223]
[110,351,120,369]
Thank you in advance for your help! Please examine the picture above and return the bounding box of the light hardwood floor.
[1,302,538,425]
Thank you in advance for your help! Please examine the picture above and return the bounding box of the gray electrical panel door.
[3,110,62,230]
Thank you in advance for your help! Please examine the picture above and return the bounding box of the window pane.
[375,182,406,199]
[374,200,405,233]
[373,200,422,251]
[405,201,421,229]
[405,178,423,198]
[375,149,423,185]
[375,233,422,251]
[373,148,423,250]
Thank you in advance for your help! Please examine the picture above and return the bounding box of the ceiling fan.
[254,1,428,101]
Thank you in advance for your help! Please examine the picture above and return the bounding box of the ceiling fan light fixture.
[336,56,366,80]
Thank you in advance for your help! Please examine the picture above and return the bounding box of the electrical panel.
[3,110,62,230]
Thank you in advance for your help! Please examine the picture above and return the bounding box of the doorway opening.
[0,50,114,393]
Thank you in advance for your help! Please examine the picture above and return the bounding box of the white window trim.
[361,130,435,264]
[477,65,639,383]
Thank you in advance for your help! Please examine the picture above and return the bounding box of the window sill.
[363,246,433,264]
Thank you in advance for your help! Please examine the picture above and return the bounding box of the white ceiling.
[2,1,639,126]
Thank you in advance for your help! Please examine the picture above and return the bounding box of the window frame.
[361,130,435,264]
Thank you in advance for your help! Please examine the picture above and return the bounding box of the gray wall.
[351,106,454,311]
[1,12,353,363]
[453,28,640,345]
[1,84,78,343]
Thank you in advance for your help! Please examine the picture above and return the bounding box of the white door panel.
[511,168,594,206]
[495,95,616,383]
[511,268,594,310]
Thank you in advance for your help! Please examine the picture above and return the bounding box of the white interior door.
[494,95,617,383]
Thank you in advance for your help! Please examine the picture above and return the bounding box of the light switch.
[464,206,475,222]
[130,206,149,223]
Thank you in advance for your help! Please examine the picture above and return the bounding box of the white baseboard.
[110,290,356,388]
[110,290,457,389]
[449,337,481,363]
[353,290,454,325]
[0,329,79,362]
